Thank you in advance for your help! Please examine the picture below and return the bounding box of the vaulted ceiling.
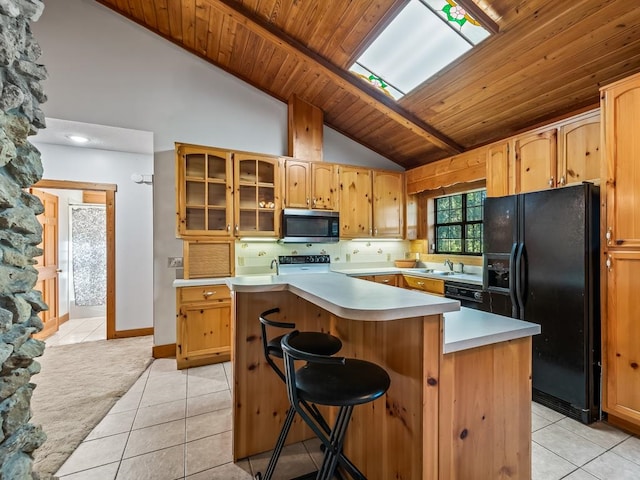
[96,0,640,170]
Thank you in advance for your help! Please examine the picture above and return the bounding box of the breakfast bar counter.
[227,273,539,479]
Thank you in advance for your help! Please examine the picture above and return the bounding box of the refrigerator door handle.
[509,242,518,314]
[514,242,525,319]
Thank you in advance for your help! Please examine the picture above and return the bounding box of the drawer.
[179,284,230,303]
[374,274,398,286]
[402,275,444,295]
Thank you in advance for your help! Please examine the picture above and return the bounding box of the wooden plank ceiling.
[97,0,640,169]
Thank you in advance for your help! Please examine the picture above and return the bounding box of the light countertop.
[330,266,483,285]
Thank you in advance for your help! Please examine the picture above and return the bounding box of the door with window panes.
[434,191,486,254]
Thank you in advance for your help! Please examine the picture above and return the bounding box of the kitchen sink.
[421,269,456,276]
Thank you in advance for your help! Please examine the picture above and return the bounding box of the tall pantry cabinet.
[600,73,640,430]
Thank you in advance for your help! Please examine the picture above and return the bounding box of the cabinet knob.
[306,197,310,206]
[203,291,215,298]
[606,227,612,245]
[558,175,566,186]
[417,281,424,286]
[235,224,239,234]
[382,279,389,283]
[312,198,316,207]
[226,224,231,232]
[548,176,555,187]
[606,255,612,271]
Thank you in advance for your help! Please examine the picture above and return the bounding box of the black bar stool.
[281,331,391,480]
[256,308,343,480]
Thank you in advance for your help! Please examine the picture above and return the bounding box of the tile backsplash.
[235,239,411,275]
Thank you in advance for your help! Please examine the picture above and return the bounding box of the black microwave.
[281,209,340,243]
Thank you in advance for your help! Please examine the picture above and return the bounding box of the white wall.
[34,143,154,333]
[32,0,402,346]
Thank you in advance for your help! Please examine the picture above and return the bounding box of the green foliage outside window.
[435,190,486,255]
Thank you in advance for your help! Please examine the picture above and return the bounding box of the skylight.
[350,0,491,99]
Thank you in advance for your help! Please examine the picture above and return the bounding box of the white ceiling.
[31,118,154,155]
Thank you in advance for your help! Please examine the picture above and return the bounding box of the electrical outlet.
[237,256,245,267]
[346,253,351,262]
[168,257,183,268]
[386,253,391,261]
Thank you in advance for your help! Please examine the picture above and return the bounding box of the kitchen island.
[227,273,540,480]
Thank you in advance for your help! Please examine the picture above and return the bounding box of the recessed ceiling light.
[67,134,89,143]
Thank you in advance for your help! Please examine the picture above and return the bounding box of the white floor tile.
[532,402,566,423]
[533,423,605,467]
[186,390,232,417]
[86,410,137,441]
[611,435,640,466]
[116,444,185,480]
[532,411,553,432]
[186,460,252,479]
[186,408,232,442]
[583,451,640,479]
[56,433,128,477]
[248,442,317,480]
[531,441,576,480]
[132,398,186,430]
[58,462,119,480]
[563,469,599,479]
[556,417,630,450]
[123,418,186,458]
[185,431,233,476]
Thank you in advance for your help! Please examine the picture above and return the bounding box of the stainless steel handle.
[203,291,215,298]
[548,176,555,187]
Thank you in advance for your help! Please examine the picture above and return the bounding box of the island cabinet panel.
[439,337,532,479]
[176,285,231,369]
[372,170,404,238]
[338,166,372,238]
[514,128,557,194]
[604,252,640,425]
[232,290,533,479]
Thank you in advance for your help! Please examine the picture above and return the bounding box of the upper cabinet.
[176,144,233,237]
[602,76,640,249]
[514,128,557,194]
[338,166,404,239]
[234,153,282,237]
[284,159,338,210]
[338,166,372,238]
[484,110,601,197]
[372,170,404,238]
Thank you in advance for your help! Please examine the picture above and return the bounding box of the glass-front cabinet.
[233,153,281,237]
[176,144,233,237]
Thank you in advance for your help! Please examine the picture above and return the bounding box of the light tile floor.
[45,318,640,478]
[53,357,640,480]
[45,316,106,346]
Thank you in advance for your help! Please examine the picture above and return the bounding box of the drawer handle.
[382,279,389,283]
[417,281,424,286]
[203,291,215,298]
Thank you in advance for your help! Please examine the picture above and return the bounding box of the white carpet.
[30,336,154,478]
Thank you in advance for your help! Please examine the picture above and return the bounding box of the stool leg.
[317,405,354,480]
[259,405,297,480]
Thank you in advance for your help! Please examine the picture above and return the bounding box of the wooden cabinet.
[603,252,640,425]
[176,144,233,237]
[338,166,404,239]
[486,142,510,197]
[176,284,231,369]
[284,160,338,210]
[355,274,400,287]
[514,128,557,194]
[234,153,282,237]
[402,275,444,295]
[558,112,601,187]
[600,74,640,428]
[338,166,372,238]
[372,170,404,238]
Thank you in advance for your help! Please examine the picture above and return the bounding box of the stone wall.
[0,1,48,479]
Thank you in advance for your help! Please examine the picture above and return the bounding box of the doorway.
[32,179,117,341]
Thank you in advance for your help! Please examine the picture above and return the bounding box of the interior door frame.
[34,179,117,339]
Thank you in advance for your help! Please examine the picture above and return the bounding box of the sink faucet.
[444,259,454,272]
[270,257,279,275]
[458,262,465,274]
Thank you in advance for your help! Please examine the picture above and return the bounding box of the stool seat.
[267,332,342,359]
[294,359,390,407]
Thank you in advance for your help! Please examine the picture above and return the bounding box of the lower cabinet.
[402,275,445,296]
[176,284,231,369]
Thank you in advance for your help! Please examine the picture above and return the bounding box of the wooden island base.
[232,290,532,480]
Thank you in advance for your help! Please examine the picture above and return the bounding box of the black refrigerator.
[483,183,600,424]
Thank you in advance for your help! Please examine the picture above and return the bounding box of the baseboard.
[153,343,176,359]
[58,313,70,325]
[606,413,640,436]
[113,327,154,339]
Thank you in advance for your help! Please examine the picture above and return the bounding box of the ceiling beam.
[212,0,463,156]
[455,0,500,34]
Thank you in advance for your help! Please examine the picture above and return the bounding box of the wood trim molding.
[34,179,117,341]
[34,179,117,191]
[113,327,153,339]
[153,343,176,359]
[58,312,70,325]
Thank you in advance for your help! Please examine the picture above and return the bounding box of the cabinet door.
[402,275,444,295]
[558,113,601,187]
[338,166,372,238]
[234,154,281,237]
[604,252,640,424]
[177,299,231,368]
[311,163,338,210]
[514,129,557,193]
[373,171,403,238]
[176,145,233,237]
[284,160,311,208]
[486,142,510,197]
[602,78,640,248]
